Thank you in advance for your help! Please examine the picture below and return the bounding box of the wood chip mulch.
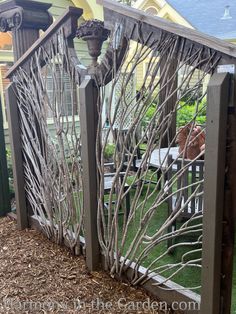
[0,217,171,314]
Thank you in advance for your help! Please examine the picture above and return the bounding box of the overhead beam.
[101,0,236,63]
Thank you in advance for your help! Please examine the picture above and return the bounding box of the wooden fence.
[0,0,235,313]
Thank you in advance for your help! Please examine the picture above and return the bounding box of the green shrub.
[104,144,115,160]
[141,103,157,129]
[6,148,15,198]
[145,104,156,120]
[143,100,206,129]
[177,100,206,127]
[179,87,203,105]
[6,148,13,178]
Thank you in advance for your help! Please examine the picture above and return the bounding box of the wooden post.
[5,83,28,229]
[79,78,100,271]
[159,57,178,148]
[0,97,10,216]
[220,62,236,314]
[200,72,230,314]
[0,0,52,228]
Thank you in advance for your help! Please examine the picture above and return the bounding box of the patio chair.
[165,155,204,250]
[103,163,130,221]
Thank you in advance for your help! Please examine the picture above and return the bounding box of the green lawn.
[112,179,202,292]
[105,176,236,310]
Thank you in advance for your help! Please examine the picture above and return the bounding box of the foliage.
[145,103,156,120]
[6,148,12,176]
[142,99,207,127]
[104,144,115,160]
[141,103,157,128]
[6,148,14,198]
[177,100,206,128]
[179,86,203,105]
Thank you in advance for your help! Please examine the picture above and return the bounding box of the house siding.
[0,65,10,130]
[0,0,102,143]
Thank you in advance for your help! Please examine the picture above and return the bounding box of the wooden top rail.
[6,6,83,79]
[100,0,236,61]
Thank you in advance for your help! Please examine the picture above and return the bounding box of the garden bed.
[0,217,166,314]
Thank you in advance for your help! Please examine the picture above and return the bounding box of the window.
[145,7,158,16]
[0,63,12,128]
[45,66,78,118]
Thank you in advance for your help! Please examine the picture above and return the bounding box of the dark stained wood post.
[76,20,109,271]
[220,62,236,314]
[0,97,10,216]
[0,0,52,229]
[79,78,100,271]
[159,56,178,148]
[201,72,230,314]
[5,83,28,228]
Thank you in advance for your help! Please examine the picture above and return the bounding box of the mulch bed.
[0,217,171,314]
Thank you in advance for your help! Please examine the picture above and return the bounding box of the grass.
[123,184,201,291]
[104,174,236,310]
[79,169,235,306]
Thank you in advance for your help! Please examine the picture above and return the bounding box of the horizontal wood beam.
[101,0,236,62]
[101,255,200,314]
[6,7,83,79]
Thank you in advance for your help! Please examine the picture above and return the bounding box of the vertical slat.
[5,83,28,229]
[176,160,181,201]
[198,163,204,212]
[79,77,100,271]
[0,97,10,216]
[191,163,196,214]
[201,72,230,314]
[160,57,178,148]
[183,160,188,215]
